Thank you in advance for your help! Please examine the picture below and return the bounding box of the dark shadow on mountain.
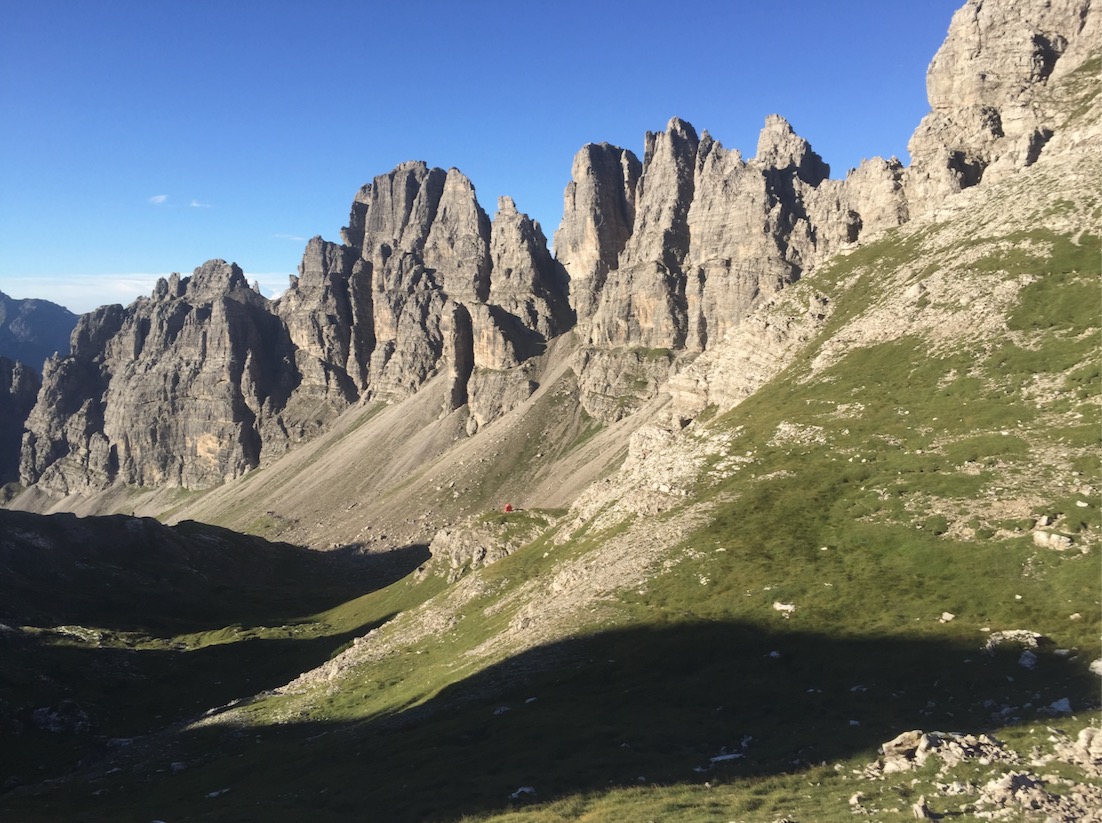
[13,619,1095,822]
[0,509,429,633]
[0,609,396,792]
[0,289,78,373]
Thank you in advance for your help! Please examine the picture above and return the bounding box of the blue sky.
[1,0,964,314]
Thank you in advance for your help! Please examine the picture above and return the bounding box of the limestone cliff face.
[905,0,1096,210]
[338,162,570,422]
[558,115,878,419]
[22,165,571,492]
[556,0,1097,421]
[553,143,641,324]
[20,263,305,494]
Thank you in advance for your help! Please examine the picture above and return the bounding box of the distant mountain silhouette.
[0,289,78,373]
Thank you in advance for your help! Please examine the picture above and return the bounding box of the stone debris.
[865,722,1102,823]
[1054,727,1102,778]
[975,771,1048,813]
[31,702,90,734]
[911,794,933,819]
[868,730,1017,777]
[1032,530,1074,551]
[709,753,744,763]
[1046,697,1072,715]
[972,770,1102,822]
[983,630,1048,653]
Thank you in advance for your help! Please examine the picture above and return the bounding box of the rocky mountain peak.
[906,0,1096,208]
[755,113,831,184]
[184,259,249,301]
[553,142,641,321]
[19,155,575,491]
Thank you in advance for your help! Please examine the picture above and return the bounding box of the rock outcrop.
[20,263,301,493]
[556,114,895,420]
[555,0,1096,421]
[21,166,571,492]
[905,0,1097,210]
[336,163,570,424]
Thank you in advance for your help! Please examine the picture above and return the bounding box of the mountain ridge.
[11,0,1097,507]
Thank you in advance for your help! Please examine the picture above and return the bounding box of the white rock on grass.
[772,601,797,618]
[1032,530,1073,550]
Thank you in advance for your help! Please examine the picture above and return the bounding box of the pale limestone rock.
[278,237,359,405]
[424,168,492,305]
[583,118,698,352]
[441,300,474,413]
[905,0,1095,211]
[466,368,537,433]
[554,143,641,323]
[22,262,301,492]
[573,347,675,422]
[489,196,572,344]
[843,156,909,237]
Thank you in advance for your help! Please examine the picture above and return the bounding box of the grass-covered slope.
[2,113,1097,822]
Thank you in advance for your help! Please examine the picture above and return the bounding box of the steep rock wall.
[21,166,571,492]
[556,0,1096,422]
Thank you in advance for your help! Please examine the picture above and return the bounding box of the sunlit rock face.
[554,0,1097,421]
[905,0,1097,209]
[21,166,572,491]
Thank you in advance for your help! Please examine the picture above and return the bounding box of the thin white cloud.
[1,274,168,313]
[2,271,296,314]
[189,199,212,208]
[148,194,169,205]
[274,233,308,242]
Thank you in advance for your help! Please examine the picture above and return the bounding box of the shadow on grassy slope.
[18,619,1095,822]
[0,509,431,790]
[0,509,429,633]
[0,611,396,788]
